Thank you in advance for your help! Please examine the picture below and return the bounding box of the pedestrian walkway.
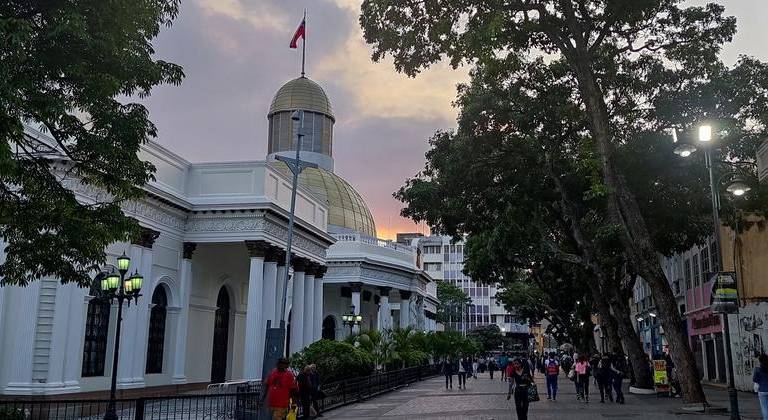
[323,372,763,419]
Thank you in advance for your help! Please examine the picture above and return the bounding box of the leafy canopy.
[0,0,183,286]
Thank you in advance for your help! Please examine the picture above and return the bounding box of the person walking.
[296,365,315,419]
[544,352,560,401]
[488,357,498,380]
[753,353,768,419]
[500,352,510,381]
[443,357,456,389]
[263,358,299,420]
[308,364,323,417]
[472,358,479,379]
[507,361,533,420]
[458,357,472,389]
[561,353,573,377]
[595,353,613,403]
[574,354,591,402]
[610,350,627,404]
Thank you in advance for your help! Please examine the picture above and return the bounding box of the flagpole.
[301,9,306,77]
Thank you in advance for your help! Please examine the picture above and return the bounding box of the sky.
[143,0,768,240]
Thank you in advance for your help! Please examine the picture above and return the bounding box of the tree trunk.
[605,285,654,389]
[585,279,621,353]
[569,57,706,403]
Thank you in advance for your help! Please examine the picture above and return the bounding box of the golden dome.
[272,163,376,237]
[269,77,334,120]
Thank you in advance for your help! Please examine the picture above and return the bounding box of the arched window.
[145,286,168,374]
[322,316,336,340]
[82,275,110,377]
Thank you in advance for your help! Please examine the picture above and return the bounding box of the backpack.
[546,360,559,375]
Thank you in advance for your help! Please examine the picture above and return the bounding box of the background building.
[408,235,528,336]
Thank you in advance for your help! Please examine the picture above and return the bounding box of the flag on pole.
[289,18,306,49]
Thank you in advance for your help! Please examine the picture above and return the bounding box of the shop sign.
[710,272,738,314]
[653,360,670,393]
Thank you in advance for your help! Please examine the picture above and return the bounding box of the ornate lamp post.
[341,305,362,335]
[99,251,143,420]
[673,124,753,419]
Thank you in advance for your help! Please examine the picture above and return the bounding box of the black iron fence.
[0,365,439,419]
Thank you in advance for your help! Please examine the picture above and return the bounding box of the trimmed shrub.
[291,339,374,382]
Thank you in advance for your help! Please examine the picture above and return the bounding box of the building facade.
[0,75,437,396]
[409,235,527,336]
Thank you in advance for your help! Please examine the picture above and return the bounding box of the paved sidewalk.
[323,373,763,419]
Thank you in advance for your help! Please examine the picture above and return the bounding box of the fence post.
[134,398,145,420]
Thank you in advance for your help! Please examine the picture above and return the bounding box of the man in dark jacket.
[443,358,456,389]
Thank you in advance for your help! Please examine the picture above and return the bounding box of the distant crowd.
[439,348,635,420]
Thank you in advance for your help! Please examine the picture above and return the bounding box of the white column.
[313,269,325,342]
[62,285,86,391]
[243,241,267,379]
[0,283,39,393]
[350,283,362,334]
[130,244,155,386]
[399,290,412,329]
[377,287,392,331]
[290,261,307,354]
[303,271,315,346]
[262,255,279,330]
[700,335,709,380]
[172,243,195,383]
[275,262,287,322]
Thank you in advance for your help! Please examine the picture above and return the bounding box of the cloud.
[314,6,468,123]
[197,0,290,32]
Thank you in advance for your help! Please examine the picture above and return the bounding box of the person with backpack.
[544,352,560,400]
[595,353,614,403]
[610,351,627,404]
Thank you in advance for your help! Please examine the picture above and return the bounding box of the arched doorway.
[322,316,336,340]
[211,286,230,383]
[145,286,168,374]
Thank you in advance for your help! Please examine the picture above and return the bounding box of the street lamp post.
[100,252,144,420]
[674,124,745,419]
[341,305,363,336]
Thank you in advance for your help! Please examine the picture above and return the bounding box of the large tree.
[361,0,768,402]
[1,1,183,286]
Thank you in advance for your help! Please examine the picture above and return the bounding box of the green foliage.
[385,327,429,369]
[467,324,503,352]
[0,406,24,420]
[291,339,374,383]
[436,280,471,324]
[0,0,184,286]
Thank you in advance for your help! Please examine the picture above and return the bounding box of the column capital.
[291,256,309,272]
[315,266,328,279]
[305,262,323,276]
[378,286,391,297]
[245,240,270,258]
[132,227,160,248]
[349,282,363,293]
[265,246,283,263]
[182,242,197,260]
[399,290,412,300]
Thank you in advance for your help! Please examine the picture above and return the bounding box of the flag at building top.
[289,18,306,49]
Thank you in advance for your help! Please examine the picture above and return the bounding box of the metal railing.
[0,392,260,420]
[0,365,439,419]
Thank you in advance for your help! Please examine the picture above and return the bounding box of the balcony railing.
[331,233,414,256]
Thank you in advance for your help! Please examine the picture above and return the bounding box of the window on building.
[693,254,701,286]
[82,275,110,377]
[145,286,168,374]
[684,259,692,290]
[710,239,719,271]
[424,262,442,271]
[700,247,710,278]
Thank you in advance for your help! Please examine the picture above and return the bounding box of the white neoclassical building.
[0,76,437,397]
